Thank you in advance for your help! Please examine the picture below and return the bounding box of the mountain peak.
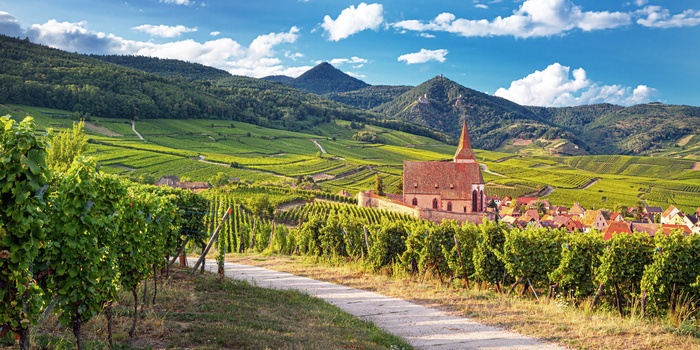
[289,62,369,95]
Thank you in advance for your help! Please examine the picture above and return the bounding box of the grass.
[24,268,412,350]
[231,253,700,350]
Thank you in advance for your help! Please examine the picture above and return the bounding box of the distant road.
[312,139,327,154]
[131,120,144,140]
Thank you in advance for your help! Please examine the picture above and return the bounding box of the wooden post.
[249,218,257,249]
[614,282,623,316]
[169,237,190,267]
[190,207,232,276]
[527,278,539,300]
[362,226,370,252]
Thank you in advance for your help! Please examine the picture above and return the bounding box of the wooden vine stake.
[190,207,232,276]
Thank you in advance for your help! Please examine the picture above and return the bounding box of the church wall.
[359,191,491,225]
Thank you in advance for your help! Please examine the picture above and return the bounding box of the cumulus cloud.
[636,6,700,28]
[419,32,436,38]
[634,0,648,6]
[397,49,448,64]
[132,24,197,38]
[324,56,368,66]
[0,11,23,37]
[475,4,488,10]
[494,63,657,107]
[210,31,220,36]
[160,0,193,5]
[322,3,384,41]
[23,17,309,78]
[393,0,631,38]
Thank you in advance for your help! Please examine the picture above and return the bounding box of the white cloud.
[160,0,193,5]
[636,6,700,28]
[25,18,309,78]
[393,0,631,38]
[322,3,384,41]
[285,51,304,60]
[210,31,220,36]
[346,71,366,79]
[494,63,657,107]
[0,11,23,37]
[634,0,648,6]
[475,4,488,10]
[397,49,448,64]
[419,32,436,38]
[132,24,197,38]
[324,56,368,66]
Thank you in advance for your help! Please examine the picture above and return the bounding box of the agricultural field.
[4,105,699,213]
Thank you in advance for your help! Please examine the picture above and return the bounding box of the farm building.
[402,121,486,213]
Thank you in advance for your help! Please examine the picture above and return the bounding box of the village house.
[603,221,633,241]
[580,210,608,232]
[569,203,586,217]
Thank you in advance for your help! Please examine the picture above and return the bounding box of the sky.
[0,0,699,107]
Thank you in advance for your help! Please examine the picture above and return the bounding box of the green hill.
[91,55,233,81]
[325,85,413,109]
[264,62,370,95]
[372,76,581,151]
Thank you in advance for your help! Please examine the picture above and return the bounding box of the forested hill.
[371,76,581,151]
[263,62,370,95]
[324,85,413,109]
[0,35,451,142]
[527,103,700,154]
[91,55,232,81]
[0,35,366,131]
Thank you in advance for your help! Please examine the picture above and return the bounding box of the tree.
[208,172,230,187]
[534,201,547,216]
[635,200,646,221]
[375,174,385,196]
[248,195,273,218]
[46,121,87,173]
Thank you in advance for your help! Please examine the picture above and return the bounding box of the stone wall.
[358,191,492,225]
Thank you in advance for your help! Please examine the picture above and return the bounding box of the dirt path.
[480,164,506,177]
[312,139,327,154]
[580,177,600,190]
[193,260,566,350]
[131,120,144,140]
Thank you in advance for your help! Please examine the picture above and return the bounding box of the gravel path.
[194,259,567,350]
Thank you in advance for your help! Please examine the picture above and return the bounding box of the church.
[402,121,485,213]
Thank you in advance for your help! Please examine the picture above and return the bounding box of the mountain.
[528,103,700,154]
[264,62,370,95]
[91,55,232,81]
[324,85,413,109]
[372,76,581,151]
[262,75,295,85]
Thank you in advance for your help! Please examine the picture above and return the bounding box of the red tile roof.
[454,121,476,161]
[603,221,632,240]
[403,160,484,199]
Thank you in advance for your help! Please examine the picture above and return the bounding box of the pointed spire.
[454,121,476,163]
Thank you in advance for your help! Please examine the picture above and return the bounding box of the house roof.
[525,209,540,220]
[603,221,633,240]
[581,210,601,226]
[661,224,691,235]
[499,206,518,216]
[645,206,663,214]
[454,121,476,162]
[662,205,679,218]
[517,197,538,206]
[631,222,660,236]
[403,160,484,198]
[570,202,586,215]
[553,216,572,226]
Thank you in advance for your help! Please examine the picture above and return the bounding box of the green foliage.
[0,116,49,346]
[325,85,412,109]
[352,131,382,144]
[374,174,385,196]
[367,219,407,271]
[420,220,458,281]
[42,158,124,335]
[550,233,606,298]
[286,62,369,95]
[641,233,700,315]
[501,228,567,289]
[209,172,231,187]
[596,232,655,305]
[46,121,88,173]
[473,220,509,286]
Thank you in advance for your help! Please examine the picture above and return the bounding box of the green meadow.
[4,104,699,213]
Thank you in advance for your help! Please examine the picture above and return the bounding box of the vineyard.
[277,201,418,226]
[0,117,211,349]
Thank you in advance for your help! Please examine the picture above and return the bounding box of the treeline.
[270,209,700,322]
[325,85,413,109]
[92,55,232,81]
[0,116,209,349]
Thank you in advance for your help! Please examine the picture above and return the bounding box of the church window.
[413,183,417,188]
[447,202,452,211]
[412,198,418,206]
[450,184,454,189]
[471,190,477,212]
[434,184,438,188]
[463,206,467,213]
[479,190,484,212]
[432,198,438,209]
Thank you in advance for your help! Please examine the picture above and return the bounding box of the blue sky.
[1,0,699,107]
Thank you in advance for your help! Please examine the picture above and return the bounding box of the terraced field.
[6,106,700,213]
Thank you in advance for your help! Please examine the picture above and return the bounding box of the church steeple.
[454,121,476,163]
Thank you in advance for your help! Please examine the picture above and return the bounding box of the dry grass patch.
[232,254,700,350]
[13,268,411,350]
